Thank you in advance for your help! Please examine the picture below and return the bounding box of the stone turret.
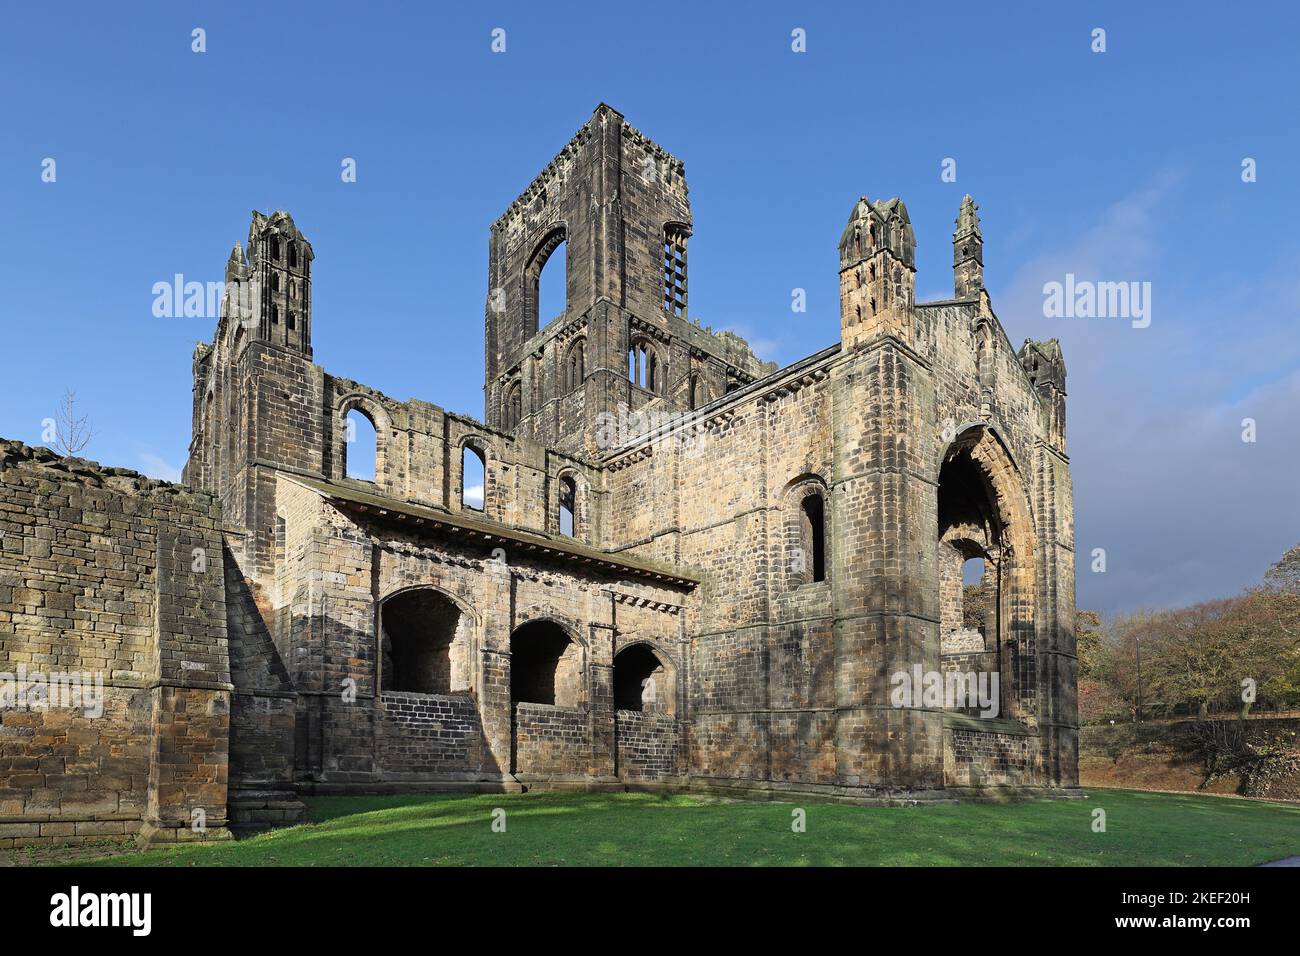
[246,211,314,356]
[838,196,916,349]
[1019,338,1067,451]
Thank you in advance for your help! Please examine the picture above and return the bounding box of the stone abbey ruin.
[0,104,1077,846]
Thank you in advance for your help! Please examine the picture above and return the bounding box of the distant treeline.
[1077,544,1300,724]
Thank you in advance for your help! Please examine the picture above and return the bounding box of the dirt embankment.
[1080,716,1300,801]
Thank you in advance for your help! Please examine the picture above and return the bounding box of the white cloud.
[463,484,484,510]
[991,171,1300,614]
[138,452,182,483]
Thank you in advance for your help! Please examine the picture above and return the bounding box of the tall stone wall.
[0,441,233,846]
[596,284,1075,794]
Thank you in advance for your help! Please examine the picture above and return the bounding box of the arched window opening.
[271,273,280,292]
[270,237,281,260]
[689,373,701,410]
[962,556,988,636]
[628,340,661,392]
[663,225,688,317]
[287,311,296,331]
[613,644,671,715]
[786,480,830,589]
[511,621,581,707]
[270,304,279,325]
[537,239,566,324]
[343,408,377,481]
[380,588,471,695]
[937,437,1024,722]
[462,444,485,511]
[801,493,826,582]
[558,475,576,537]
[288,242,298,268]
[525,228,567,333]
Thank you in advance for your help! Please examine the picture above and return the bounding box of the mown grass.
[79,787,1299,867]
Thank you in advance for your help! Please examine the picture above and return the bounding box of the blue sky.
[1,1,1297,614]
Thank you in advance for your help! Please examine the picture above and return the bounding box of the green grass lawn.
[81,787,1299,867]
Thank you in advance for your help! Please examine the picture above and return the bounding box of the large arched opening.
[378,587,473,695]
[613,643,674,717]
[509,619,585,776]
[510,620,581,707]
[525,227,567,334]
[936,426,1037,726]
[613,641,679,780]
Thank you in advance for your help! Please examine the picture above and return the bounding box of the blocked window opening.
[663,225,688,317]
[801,493,827,582]
[462,444,485,511]
[558,475,576,537]
[343,409,377,482]
[565,340,585,391]
[380,588,470,695]
[614,644,671,715]
[503,381,522,429]
[511,620,581,707]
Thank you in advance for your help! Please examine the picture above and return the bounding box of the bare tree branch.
[52,388,94,457]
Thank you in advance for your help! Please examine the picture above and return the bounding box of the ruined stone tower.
[485,104,773,456]
[0,105,1078,846]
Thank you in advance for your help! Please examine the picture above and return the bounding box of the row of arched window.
[629,339,714,409]
[341,410,583,540]
[269,273,301,298]
[458,443,580,538]
[268,304,298,330]
[499,338,586,431]
[268,236,303,269]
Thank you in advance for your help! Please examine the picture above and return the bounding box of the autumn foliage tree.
[1078,544,1300,723]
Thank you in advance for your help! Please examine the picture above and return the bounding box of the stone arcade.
[0,105,1077,847]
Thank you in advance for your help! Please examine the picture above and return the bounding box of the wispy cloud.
[137,452,182,483]
[994,171,1300,614]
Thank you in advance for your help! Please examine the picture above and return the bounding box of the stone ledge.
[943,712,1036,736]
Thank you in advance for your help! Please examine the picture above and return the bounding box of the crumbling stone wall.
[0,442,232,846]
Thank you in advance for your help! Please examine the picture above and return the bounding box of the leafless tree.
[49,388,94,457]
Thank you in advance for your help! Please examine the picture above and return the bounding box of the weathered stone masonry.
[0,104,1078,844]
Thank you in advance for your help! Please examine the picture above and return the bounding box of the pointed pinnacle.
[954,194,981,239]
